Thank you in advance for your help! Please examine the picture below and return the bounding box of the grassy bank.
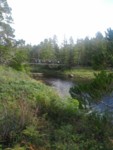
[0,66,113,149]
[63,68,99,80]
[31,65,100,82]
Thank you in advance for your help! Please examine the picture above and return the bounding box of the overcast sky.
[7,0,113,45]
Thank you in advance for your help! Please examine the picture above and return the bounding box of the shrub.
[1,66,113,149]
[9,49,30,72]
[70,71,113,106]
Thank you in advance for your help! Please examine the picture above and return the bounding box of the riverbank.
[1,66,113,149]
[31,66,100,83]
[62,67,100,83]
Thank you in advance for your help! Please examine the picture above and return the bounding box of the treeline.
[1,0,113,71]
[2,28,113,71]
[29,29,113,69]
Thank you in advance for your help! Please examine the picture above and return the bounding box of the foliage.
[70,71,113,107]
[0,0,30,70]
[9,48,30,72]
[29,28,113,70]
[1,1,113,149]
[0,0,15,44]
[0,45,13,64]
[0,67,48,146]
[0,66,113,149]
[0,66,78,148]
[63,68,98,81]
[0,0,15,65]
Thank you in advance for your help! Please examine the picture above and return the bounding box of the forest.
[1,0,113,150]
[29,29,113,70]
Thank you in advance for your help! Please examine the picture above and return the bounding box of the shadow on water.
[44,77,113,113]
[33,73,113,113]
[92,94,113,113]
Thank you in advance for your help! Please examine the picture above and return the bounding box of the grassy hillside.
[0,66,113,150]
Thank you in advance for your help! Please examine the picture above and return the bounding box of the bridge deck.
[28,63,65,66]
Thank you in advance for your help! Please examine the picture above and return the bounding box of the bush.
[70,71,113,106]
[9,48,30,72]
[0,66,58,147]
[1,66,113,149]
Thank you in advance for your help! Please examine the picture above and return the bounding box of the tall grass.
[0,66,113,150]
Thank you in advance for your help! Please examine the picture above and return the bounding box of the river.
[44,77,74,97]
[43,76,113,113]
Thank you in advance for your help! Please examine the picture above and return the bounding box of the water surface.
[44,77,74,97]
[42,76,113,113]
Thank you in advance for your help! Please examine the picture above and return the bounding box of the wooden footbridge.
[29,62,65,68]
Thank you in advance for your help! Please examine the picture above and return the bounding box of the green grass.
[0,66,79,149]
[63,67,113,80]
[63,68,100,81]
[31,66,100,81]
[1,66,113,150]
[30,65,113,82]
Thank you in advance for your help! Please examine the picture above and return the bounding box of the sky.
[7,0,113,45]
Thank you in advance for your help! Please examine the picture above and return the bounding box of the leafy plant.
[70,71,113,107]
[9,48,30,72]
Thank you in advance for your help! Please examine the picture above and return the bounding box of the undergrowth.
[0,66,113,150]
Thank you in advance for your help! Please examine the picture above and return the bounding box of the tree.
[105,28,113,66]
[75,38,84,66]
[0,0,15,64]
[91,33,108,69]
[68,37,75,67]
[0,0,15,45]
[105,28,113,41]
[96,32,103,40]
[82,37,92,66]
[16,39,25,47]
[39,38,56,61]
[60,37,69,65]
[9,47,29,71]
[52,35,60,61]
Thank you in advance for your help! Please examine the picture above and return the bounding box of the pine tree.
[0,0,15,64]
[0,0,15,45]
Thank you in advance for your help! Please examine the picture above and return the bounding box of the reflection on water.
[92,94,113,113]
[43,77,113,112]
[44,78,74,97]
